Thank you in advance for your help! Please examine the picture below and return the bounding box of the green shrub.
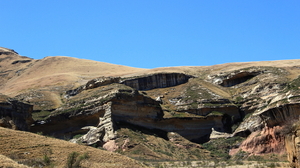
[43,154,51,165]
[286,75,300,91]
[66,152,89,168]
[202,136,244,161]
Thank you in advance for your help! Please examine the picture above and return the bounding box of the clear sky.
[2,1,300,68]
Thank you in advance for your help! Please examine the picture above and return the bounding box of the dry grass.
[0,56,145,96]
[2,52,300,101]
[0,127,146,168]
[0,154,30,168]
[1,53,299,112]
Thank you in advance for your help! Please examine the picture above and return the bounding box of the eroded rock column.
[77,102,116,145]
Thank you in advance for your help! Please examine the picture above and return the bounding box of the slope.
[0,127,145,168]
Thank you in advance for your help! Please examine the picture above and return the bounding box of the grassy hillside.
[0,127,145,168]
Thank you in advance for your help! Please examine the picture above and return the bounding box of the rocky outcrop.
[230,125,286,156]
[173,98,241,131]
[74,97,227,144]
[176,104,241,123]
[76,102,116,145]
[33,83,230,144]
[285,122,300,168]
[65,76,121,97]
[207,67,286,88]
[11,60,31,64]
[0,98,34,131]
[208,69,263,87]
[65,73,193,97]
[127,115,224,143]
[234,103,300,137]
[120,73,193,90]
[31,85,164,138]
[210,128,231,139]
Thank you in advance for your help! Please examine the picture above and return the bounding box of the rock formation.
[32,82,231,144]
[76,102,116,145]
[65,73,193,98]
[31,84,164,138]
[210,128,231,139]
[120,73,193,90]
[65,76,121,97]
[0,95,34,131]
[285,123,300,168]
[230,125,286,155]
[3,47,300,165]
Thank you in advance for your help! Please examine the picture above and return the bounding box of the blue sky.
[1,1,300,68]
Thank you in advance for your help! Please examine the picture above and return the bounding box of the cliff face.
[32,83,228,144]
[262,103,300,127]
[121,73,193,90]
[129,116,224,143]
[5,46,300,164]
[234,103,300,137]
[65,76,121,97]
[285,123,300,168]
[31,85,164,138]
[37,66,295,148]
[230,125,286,156]
[0,97,34,131]
[65,73,193,98]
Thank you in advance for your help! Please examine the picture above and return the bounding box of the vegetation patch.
[285,75,300,91]
[114,126,211,163]
[202,136,244,161]
[32,110,52,120]
[66,152,89,168]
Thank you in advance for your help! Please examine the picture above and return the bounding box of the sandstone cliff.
[0,94,34,131]
[285,121,300,168]
[31,84,163,137]
[32,82,229,145]
[120,73,193,90]
[3,47,300,165]
[65,72,193,98]
[230,125,286,156]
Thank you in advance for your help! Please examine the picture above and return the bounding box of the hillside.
[1,47,300,167]
[0,47,145,110]
[0,127,145,168]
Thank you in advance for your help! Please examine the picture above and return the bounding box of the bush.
[43,154,51,165]
[66,152,89,168]
[202,136,244,161]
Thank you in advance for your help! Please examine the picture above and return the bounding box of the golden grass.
[0,127,145,168]
[2,52,300,111]
[0,56,146,96]
[0,154,30,168]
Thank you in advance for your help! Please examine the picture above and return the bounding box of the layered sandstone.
[230,125,286,156]
[31,84,163,138]
[32,82,230,145]
[4,47,300,164]
[234,103,300,137]
[65,73,193,98]
[0,95,34,131]
[120,73,193,90]
[285,122,300,168]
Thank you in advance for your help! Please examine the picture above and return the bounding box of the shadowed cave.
[220,72,260,87]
